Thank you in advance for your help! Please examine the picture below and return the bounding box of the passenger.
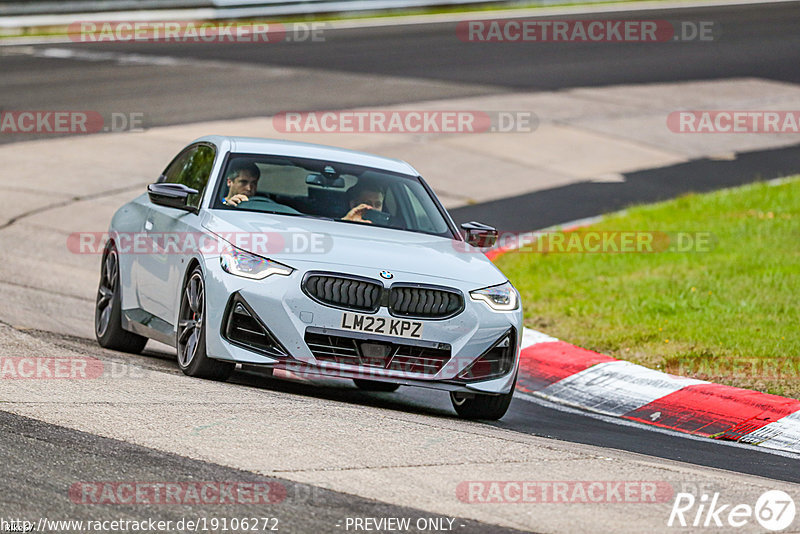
[342,182,385,223]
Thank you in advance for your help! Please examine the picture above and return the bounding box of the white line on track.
[0,45,299,74]
[741,412,800,451]
[0,45,186,65]
[537,360,707,417]
[521,328,558,346]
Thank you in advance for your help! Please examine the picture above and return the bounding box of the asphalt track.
[450,141,800,230]
[3,1,800,142]
[247,374,800,484]
[11,326,800,488]
[0,410,527,534]
[1,1,799,530]
[84,2,800,88]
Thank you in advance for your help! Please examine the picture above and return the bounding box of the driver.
[223,161,260,207]
[222,161,299,214]
[342,182,385,223]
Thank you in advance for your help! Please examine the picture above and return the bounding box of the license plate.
[340,312,423,339]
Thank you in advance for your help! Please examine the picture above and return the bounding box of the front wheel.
[450,374,516,420]
[177,266,234,381]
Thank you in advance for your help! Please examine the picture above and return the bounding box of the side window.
[162,144,216,208]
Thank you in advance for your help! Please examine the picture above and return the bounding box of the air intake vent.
[305,328,451,376]
[223,294,288,358]
[457,328,516,381]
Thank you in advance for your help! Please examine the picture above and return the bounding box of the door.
[136,143,216,324]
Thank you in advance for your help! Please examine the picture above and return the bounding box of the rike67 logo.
[668,490,796,531]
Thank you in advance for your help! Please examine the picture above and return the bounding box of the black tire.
[353,379,400,392]
[95,243,148,353]
[177,266,234,381]
[450,374,517,420]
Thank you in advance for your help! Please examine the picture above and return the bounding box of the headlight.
[220,247,293,280]
[470,281,519,311]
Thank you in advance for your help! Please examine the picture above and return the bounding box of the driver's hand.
[226,194,249,207]
[343,204,373,223]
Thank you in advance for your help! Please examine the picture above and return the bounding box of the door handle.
[144,220,154,231]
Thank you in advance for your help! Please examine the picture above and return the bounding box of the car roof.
[193,135,420,177]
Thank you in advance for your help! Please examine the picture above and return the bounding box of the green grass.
[495,177,800,398]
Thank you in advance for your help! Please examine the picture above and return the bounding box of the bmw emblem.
[380,270,394,280]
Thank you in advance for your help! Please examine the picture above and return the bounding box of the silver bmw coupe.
[95,136,521,419]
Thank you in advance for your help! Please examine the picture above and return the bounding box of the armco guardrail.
[0,0,522,17]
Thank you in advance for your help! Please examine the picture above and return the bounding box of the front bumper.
[202,257,522,395]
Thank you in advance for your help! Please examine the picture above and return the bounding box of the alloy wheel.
[178,272,205,368]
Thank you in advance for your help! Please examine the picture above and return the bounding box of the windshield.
[212,153,455,238]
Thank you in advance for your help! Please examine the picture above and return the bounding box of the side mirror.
[147,183,198,212]
[461,221,498,248]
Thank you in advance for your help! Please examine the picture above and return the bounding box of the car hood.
[202,210,506,286]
